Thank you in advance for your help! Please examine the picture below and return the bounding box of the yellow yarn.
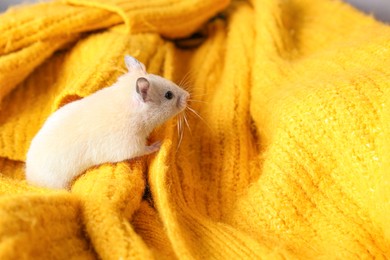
[0,0,389,258]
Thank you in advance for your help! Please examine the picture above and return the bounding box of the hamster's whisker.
[179,81,191,92]
[181,82,195,93]
[178,115,182,135]
[177,115,181,139]
[179,78,191,88]
[186,106,211,130]
[186,88,205,94]
[188,99,208,104]
[178,73,190,86]
[188,93,208,98]
[187,106,202,119]
[183,111,192,135]
[186,86,204,91]
[179,70,195,87]
[177,115,184,150]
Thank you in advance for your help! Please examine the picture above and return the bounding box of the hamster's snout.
[178,93,190,110]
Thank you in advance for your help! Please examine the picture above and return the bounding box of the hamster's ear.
[125,55,146,73]
[136,77,150,102]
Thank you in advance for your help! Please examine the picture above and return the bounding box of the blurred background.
[0,0,389,22]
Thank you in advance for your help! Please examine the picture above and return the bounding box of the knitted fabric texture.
[0,0,389,258]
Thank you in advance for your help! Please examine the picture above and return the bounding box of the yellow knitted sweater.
[0,0,389,258]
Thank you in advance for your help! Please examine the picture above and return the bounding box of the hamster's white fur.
[25,55,189,189]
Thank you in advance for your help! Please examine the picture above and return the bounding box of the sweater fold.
[0,0,389,258]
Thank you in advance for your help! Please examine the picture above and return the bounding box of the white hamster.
[25,55,189,189]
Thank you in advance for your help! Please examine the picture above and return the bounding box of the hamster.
[25,55,189,189]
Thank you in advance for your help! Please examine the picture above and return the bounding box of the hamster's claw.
[145,141,161,154]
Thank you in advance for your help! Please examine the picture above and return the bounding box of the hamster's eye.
[165,91,174,100]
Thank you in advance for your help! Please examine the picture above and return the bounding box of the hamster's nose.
[184,93,189,103]
[178,93,189,109]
